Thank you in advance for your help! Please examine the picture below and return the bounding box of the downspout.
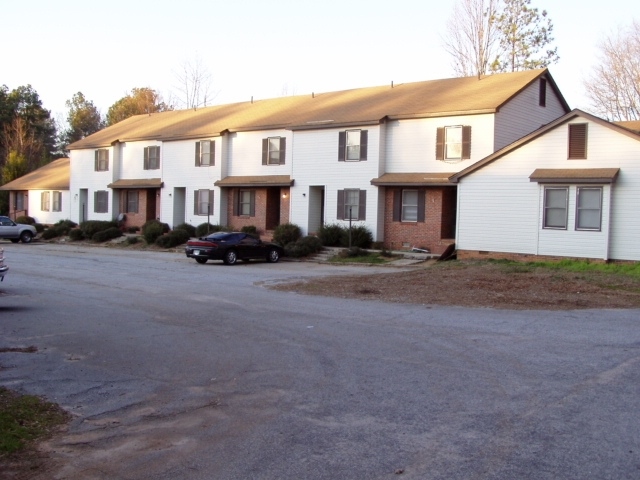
[604,184,613,261]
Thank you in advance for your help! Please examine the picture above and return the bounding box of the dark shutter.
[209,190,214,214]
[436,127,445,160]
[462,126,472,159]
[568,124,588,159]
[393,190,401,221]
[194,190,199,215]
[249,190,256,217]
[417,190,426,222]
[358,190,366,220]
[233,189,238,216]
[195,141,200,166]
[93,191,97,211]
[338,131,346,161]
[279,137,286,164]
[337,190,345,219]
[209,141,215,166]
[94,150,98,171]
[360,130,368,160]
[262,138,268,165]
[144,147,149,170]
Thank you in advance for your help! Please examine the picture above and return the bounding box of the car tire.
[10,239,19,243]
[267,248,280,263]
[223,250,238,265]
[20,231,33,243]
[195,257,208,264]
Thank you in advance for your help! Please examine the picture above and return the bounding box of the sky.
[1,0,639,127]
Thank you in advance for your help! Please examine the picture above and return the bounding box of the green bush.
[155,229,190,248]
[81,220,117,238]
[15,215,35,225]
[126,236,139,245]
[317,223,344,246]
[141,220,169,244]
[92,227,122,242]
[49,219,77,236]
[273,223,301,246]
[34,223,45,233]
[195,223,227,237]
[41,228,62,240]
[340,224,373,249]
[241,225,258,235]
[284,236,323,258]
[126,226,140,233]
[69,229,85,241]
[338,246,369,258]
[174,223,196,238]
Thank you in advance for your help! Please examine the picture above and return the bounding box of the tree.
[106,88,171,126]
[491,0,559,72]
[443,0,501,78]
[173,55,214,109]
[62,92,103,148]
[584,21,640,121]
[443,0,559,77]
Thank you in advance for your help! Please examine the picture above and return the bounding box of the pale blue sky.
[1,0,638,124]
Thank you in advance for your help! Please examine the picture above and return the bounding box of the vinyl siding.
[494,78,568,151]
[28,190,71,225]
[69,147,115,222]
[458,118,640,261]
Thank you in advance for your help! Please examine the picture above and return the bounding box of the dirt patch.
[269,260,640,310]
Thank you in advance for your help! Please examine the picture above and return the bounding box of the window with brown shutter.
[262,137,286,165]
[436,126,471,161]
[338,130,367,161]
[195,140,215,166]
[568,124,588,159]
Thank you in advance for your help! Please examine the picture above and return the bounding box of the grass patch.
[487,258,640,277]
[0,387,69,455]
[329,251,397,265]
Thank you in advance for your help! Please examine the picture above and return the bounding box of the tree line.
[1,0,638,214]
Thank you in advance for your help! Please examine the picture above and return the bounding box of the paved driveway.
[1,243,639,479]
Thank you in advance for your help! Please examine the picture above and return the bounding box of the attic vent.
[568,124,588,159]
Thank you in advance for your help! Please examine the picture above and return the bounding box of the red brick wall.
[224,187,289,240]
[119,189,159,229]
[383,187,457,255]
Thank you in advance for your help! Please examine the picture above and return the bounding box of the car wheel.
[267,248,280,263]
[223,249,238,265]
[20,231,33,243]
[10,239,19,243]
[195,257,207,264]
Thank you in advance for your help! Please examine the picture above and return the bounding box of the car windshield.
[205,232,236,242]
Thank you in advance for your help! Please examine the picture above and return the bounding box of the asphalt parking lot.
[1,242,639,479]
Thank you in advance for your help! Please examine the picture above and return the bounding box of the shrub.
[126,236,139,245]
[53,219,77,236]
[174,223,196,238]
[92,227,122,242]
[81,220,117,238]
[141,220,169,244]
[126,226,140,233]
[317,223,344,246]
[340,224,373,249]
[284,235,323,258]
[34,223,45,233]
[195,223,227,237]
[338,246,369,258]
[41,228,61,240]
[241,225,258,235]
[69,229,85,241]
[15,215,35,225]
[273,223,301,246]
[155,229,190,248]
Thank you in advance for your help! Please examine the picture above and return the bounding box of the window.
[337,189,366,220]
[94,191,109,213]
[262,137,286,165]
[95,149,109,171]
[539,78,547,107]
[568,124,588,159]
[436,126,471,161]
[144,146,160,170]
[338,130,368,161]
[52,191,62,212]
[41,191,50,211]
[126,191,139,213]
[237,190,255,216]
[393,189,426,222]
[195,140,215,166]
[576,187,602,231]
[194,189,214,215]
[15,192,24,211]
[543,187,568,229]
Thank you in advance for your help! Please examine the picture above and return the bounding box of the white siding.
[227,130,292,177]
[458,117,640,261]
[117,141,163,180]
[69,147,115,223]
[384,115,495,173]
[494,78,567,151]
[28,190,71,225]
[291,126,381,238]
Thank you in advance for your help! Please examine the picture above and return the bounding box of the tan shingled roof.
[529,168,620,183]
[69,69,562,150]
[370,172,455,186]
[214,175,293,187]
[107,179,163,189]
[615,120,640,133]
[0,158,69,190]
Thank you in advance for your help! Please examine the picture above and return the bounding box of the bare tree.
[584,21,640,121]
[1,116,44,173]
[173,55,215,109]
[443,0,500,78]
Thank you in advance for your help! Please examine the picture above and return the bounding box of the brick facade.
[383,186,457,255]
[225,187,290,241]
[118,189,160,229]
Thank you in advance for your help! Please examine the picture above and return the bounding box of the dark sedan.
[185,232,284,265]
